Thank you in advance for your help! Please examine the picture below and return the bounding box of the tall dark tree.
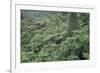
[67,12,79,35]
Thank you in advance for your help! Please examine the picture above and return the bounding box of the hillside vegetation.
[21,10,90,63]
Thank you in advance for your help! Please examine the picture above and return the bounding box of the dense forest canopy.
[21,10,90,63]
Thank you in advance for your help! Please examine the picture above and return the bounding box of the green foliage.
[67,55,79,60]
[21,10,90,63]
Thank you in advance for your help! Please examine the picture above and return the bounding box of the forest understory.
[21,10,90,63]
